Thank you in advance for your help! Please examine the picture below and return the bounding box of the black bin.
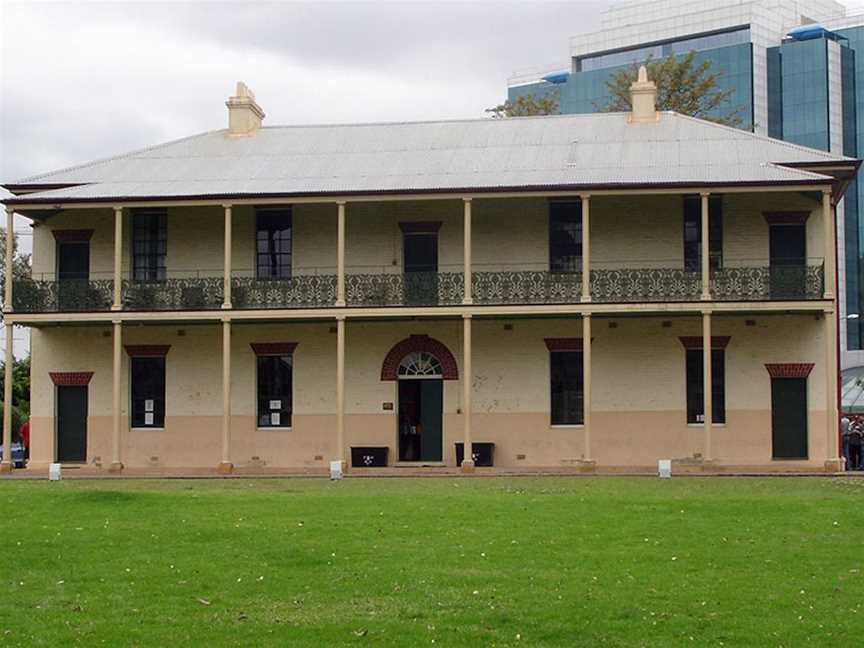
[455,442,494,467]
[351,446,389,467]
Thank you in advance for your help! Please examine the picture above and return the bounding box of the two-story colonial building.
[0,74,857,474]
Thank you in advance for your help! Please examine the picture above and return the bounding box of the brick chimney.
[226,82,265,136]
[628,66,659,123]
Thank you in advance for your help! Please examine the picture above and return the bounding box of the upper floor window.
[683,196,723,272]
[549,200,582,273]
[132,208,167,281]
[256,206,292,279]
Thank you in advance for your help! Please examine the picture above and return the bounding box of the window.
[132,208,167,281]
[257,354,293,428]
[685,349,726,424]
[549,201,582,273]
[256,206,292,279]
[683,196,723,272]
[130,357,166,428]
[550,351,583,425]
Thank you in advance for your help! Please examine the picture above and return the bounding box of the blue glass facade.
[775,39,830,150]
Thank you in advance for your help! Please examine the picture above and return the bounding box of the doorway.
[398,379,443,462]
[57,385,88,463]
[403,229,439,305]
[56,239,91,310]
[771,377,808,459]
[769,223,806,299]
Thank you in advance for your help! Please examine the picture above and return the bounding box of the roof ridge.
[258,112,627,130]
[9,128,225,185]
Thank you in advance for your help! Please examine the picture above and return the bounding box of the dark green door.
[403,233,438,305]
[419,379,443,461]
[769,224,806,299]
[771,377,808,459]
[57,240,90,310]
[57,385,88,462]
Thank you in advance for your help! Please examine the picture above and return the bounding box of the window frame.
[683,196,723,272]
[549,349,584,426]
[255,353,294,429]
[255,206,293,280]
[548,200,583,273]
[685,348,726,425]
[131,208,167,282]
[129,356,166,429]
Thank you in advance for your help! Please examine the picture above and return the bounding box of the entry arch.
[381,335,459,381]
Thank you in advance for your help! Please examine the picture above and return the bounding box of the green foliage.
[600,51,743,127]
[0,477,862,646]
[0,225,33,321]
[486,92,559,118]
[0,354,30,441]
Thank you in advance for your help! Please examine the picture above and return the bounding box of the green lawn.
[1,476,862,647]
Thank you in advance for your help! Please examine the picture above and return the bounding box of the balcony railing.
[10,259,826,314]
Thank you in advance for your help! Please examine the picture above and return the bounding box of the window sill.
[550,424,585,429]
[256,427,293,432]
[687,423,726,428]
[131,427,165,432]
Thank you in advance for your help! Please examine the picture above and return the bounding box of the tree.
[599,52,742,127]
[0,354,30,443]
[0,225,32,319]
[486,92,560,119]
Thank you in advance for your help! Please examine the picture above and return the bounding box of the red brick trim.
[765,363,815,378]
[763,211,810,225]
[124,345,171,357]
[381,335,458,380]
[678,336,731,350]
[399,221,442,234]
[250,342,298,356]
[544,337,583,352]
[51,229,94,242]
[49,371,94,386]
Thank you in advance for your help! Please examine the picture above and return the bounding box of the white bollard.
[658,459,672,479]
[329,461,343,481]
[48,463,62,481]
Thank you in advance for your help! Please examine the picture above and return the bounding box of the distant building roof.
[3,111,854,205]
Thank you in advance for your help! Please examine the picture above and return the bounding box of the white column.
[336,202,346,306]
[463,198,473,305]
[702,310,713,463]
[461,314,474,472]
[581,195,591,302]
[582,314,592,461]
[4,206,13,312]
[112,206,123,310]
[826,308,840,469]
[222,204,233,309]
[218,319,233,473]
[700,192,711,301]
[0,324,12,472]
[336,316,346,466]
[823,190,835,299]
[109,320,123,472]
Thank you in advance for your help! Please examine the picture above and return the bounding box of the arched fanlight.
[397,351,443,377]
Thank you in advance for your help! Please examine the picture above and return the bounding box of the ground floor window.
[685,349,726,424]
[550,351,583,425]
[257,354,293,428]
[130,357,166,428]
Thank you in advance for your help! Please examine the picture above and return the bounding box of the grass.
[0,476,862,647]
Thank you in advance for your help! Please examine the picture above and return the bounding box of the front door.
[398,379,443,462]
[403,233,438,305]
[57,385,88,463]
[771,377,808,459]
[57,240,91,310]
[769,224,806,299]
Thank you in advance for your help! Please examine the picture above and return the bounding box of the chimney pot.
[628,65,659,123]
[226,81,265,136]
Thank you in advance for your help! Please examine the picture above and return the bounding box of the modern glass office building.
[508,0,864,368]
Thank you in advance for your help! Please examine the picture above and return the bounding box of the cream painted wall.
[29,313,829,470]
[28,192,826,281]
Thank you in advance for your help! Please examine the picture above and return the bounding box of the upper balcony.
[9,192,832,316]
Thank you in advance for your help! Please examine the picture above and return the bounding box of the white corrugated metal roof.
[4,111,850,203]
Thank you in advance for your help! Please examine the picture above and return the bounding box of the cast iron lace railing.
[590,268,702,303]
[711,264,824,301]
[122,277,224,311]
[346,272,464,306]
[12,278,114,312]
[231,275,337,309]
[472,271,582,305]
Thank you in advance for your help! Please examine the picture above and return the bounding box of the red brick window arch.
[381,335,459,381]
